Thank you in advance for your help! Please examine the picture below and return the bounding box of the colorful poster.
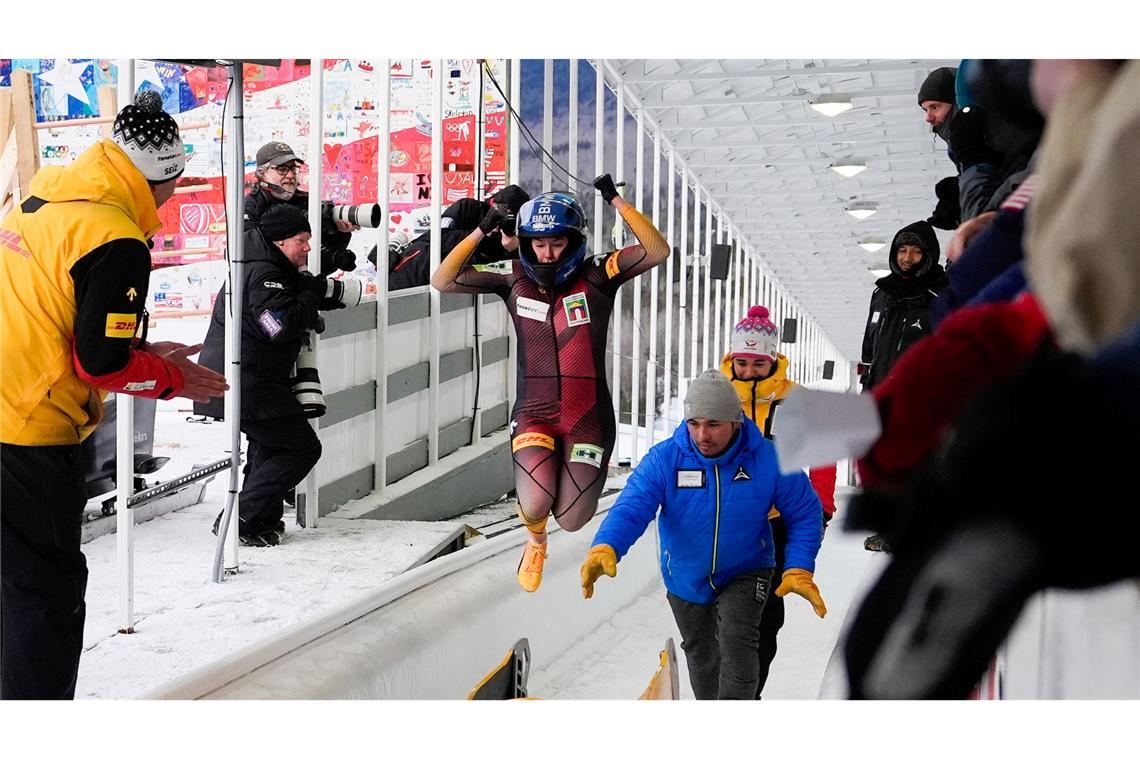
[6,58,510,255]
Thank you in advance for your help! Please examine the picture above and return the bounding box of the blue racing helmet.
[515,192,589,287]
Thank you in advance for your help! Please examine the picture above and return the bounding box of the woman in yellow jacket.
[720,305,837,697]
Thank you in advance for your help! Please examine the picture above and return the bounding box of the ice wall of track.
[146,495,663,699]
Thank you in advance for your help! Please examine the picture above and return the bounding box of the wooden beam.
[0,88,12,151]
[97,86,118,138]
[11,70,39,201]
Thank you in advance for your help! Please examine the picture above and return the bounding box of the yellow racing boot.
[517,539,548,593]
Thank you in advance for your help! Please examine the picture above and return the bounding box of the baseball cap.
[256,142,305,169]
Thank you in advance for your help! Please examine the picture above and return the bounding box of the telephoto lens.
[291,334,326,418]
[324,277,364,308]
[331,203,382,229]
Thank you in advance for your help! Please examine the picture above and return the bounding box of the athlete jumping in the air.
[431,174,670,592]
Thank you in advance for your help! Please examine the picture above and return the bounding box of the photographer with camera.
[246,141,362,276]
[372,184,530,290]
[195,205,360,547]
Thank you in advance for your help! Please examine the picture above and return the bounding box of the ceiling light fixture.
[810,95,853,117]
[846,203,878,220]
[858,240,886,252]
[831,161,866,178]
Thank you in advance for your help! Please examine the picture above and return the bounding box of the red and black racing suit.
[433,202,669,530]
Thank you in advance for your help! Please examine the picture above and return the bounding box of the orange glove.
[775,569,827,618]
[580,545,618,599]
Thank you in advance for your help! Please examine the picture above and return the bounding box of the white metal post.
[612,85,625,454]
[115,59,136,631]
[713,215,723,362]
[428,59,444,466]
[676,164,687,401]
[301,57,324,528]
[662,148,675,438]
[630,108,643,464]
[214,62,245,581]
[374,60,391,492]
[643,128,660,450]
[508,59,521,413]
[542,59,553,193]
[689,185,701,380]
[592,60,606,449]
[568,59,577,195]
[702,196,713,371]
[115,392,134,632]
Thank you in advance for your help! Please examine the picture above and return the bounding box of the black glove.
[593,173,620,204]
[948,106,1002,170]
[823,511,833,533]
[927,176,960,231]
[298,271,327,298]
[478,203,510,235]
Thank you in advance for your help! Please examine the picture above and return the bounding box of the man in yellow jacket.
[0,91,227,699]
[720,304,837,697]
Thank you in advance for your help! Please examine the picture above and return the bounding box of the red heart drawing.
[323,143,344,169]
[391,213,402,224]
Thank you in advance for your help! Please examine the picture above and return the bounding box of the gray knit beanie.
[684,370,743,422]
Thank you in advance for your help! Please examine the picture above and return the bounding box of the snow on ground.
[78,314,871,700]
[531,488,874,699]
[77,481,466,699]
[77,315,471,698]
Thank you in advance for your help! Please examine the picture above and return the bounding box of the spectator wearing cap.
[720,305,838,696]
[0,91,228,699]
[195,205,354,547]
[580,370,826,700]
[245,141,358,276]
[919,64,1026,222]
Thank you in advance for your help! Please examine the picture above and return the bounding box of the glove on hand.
[478,203,510,235]
[775,569,827,618]
[580,544,618,599]
[948,106,1002,170]
[593,173,620,204]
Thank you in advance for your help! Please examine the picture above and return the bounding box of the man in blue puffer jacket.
[580,370,826,699]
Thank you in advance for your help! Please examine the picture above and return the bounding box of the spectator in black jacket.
[246,141,359,276]
[860,221,948,392]
[195,206,346,546]
[370,185,530,290]
[918,65,1042,223]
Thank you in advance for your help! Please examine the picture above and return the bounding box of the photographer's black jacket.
[194,228,323,420]
[244,188,354,275]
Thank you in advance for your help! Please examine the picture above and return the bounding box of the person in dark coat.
[860,221,948,392]
[245,141,359,277]
[372,184,530,290]
[195,206,345,546]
